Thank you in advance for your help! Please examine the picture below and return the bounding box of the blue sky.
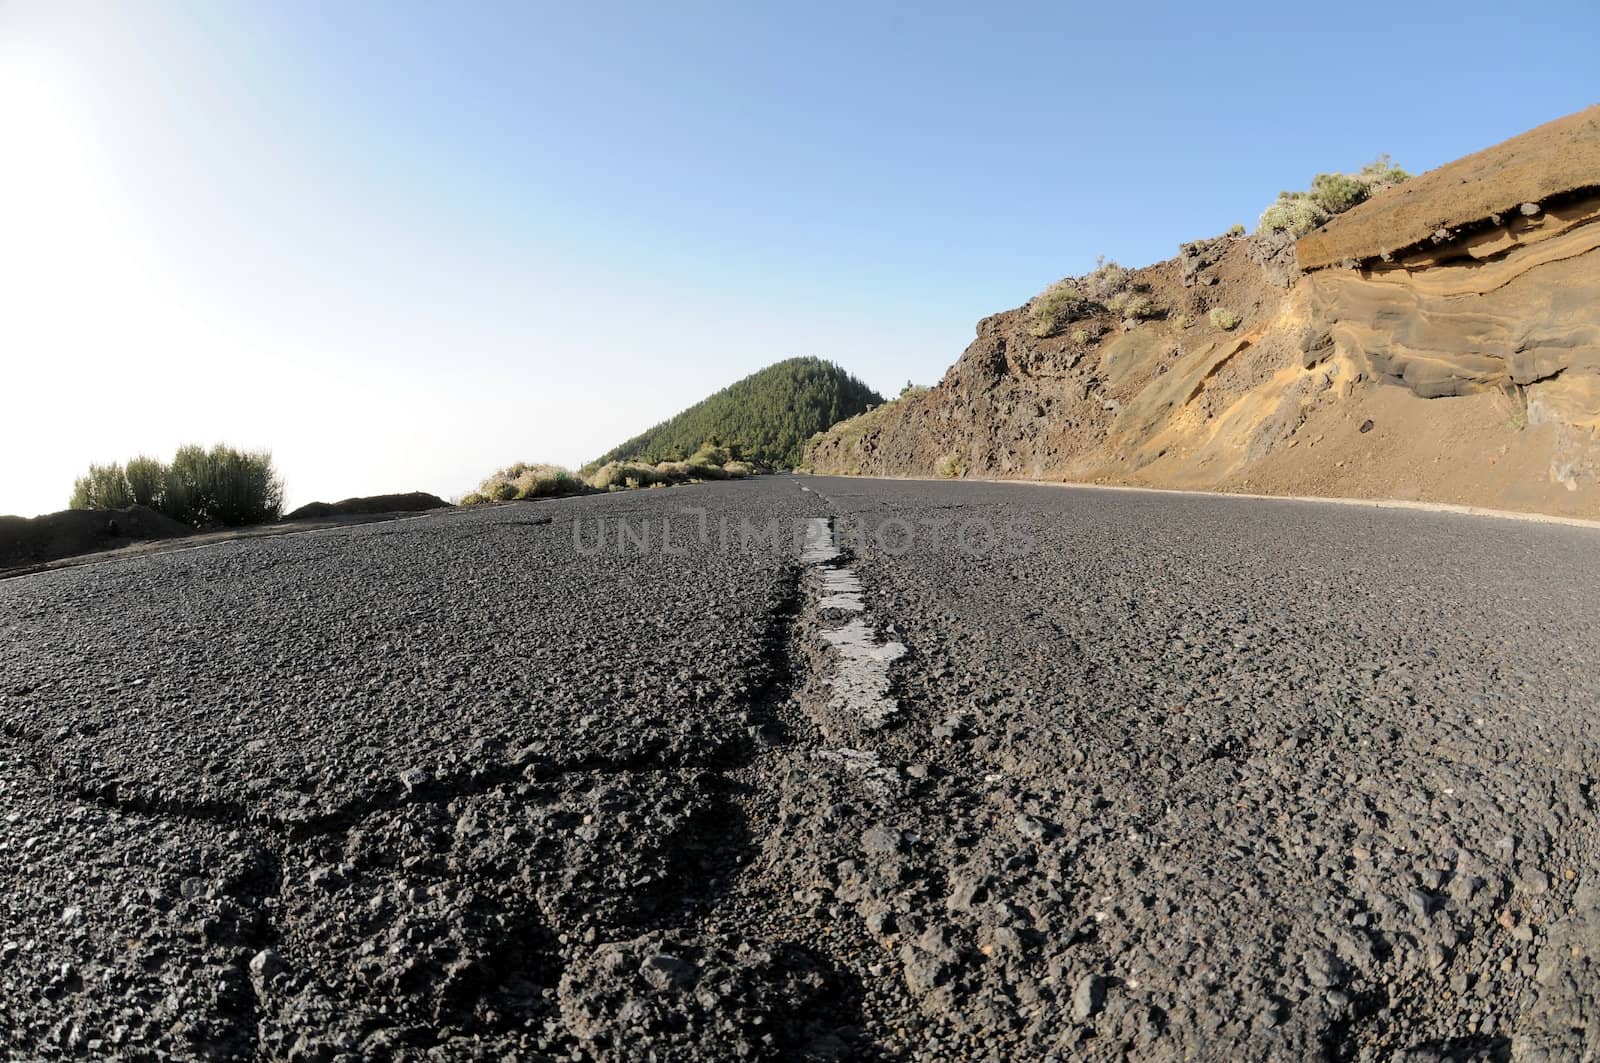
[2,1,1597,515]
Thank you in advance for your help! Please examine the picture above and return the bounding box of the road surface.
[3,476,1598,1061]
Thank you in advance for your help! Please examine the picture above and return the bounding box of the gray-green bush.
[1257,156,1412,237]
[1029,280,1083,338]
[1033,257,1158,335]
[1258,194,1331,238]
[1085,257,1132,301]
[1308,172,1369,215]
[1209,307,1241,330]
[1107,291,1156,320]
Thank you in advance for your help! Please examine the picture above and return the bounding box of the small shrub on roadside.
[687,441,738,467]
[466,439,763,503]
[587,461,653,491]
[461,462,593,504]
[1209,307,1241,330]
[1071,328,1092,346]
[511,463,584,499]
[936,453,963,479]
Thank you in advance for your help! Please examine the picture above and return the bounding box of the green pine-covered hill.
[589,357,883,470]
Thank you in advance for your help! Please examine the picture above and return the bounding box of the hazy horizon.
[3,1,1596,517]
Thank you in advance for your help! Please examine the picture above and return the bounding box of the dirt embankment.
[2,493,455,578]
[283,492,451,521]
[807,104,1600,518]
[0,506,192,569]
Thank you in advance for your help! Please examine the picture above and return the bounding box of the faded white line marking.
[802,517,905,730]
[801,517,842,565]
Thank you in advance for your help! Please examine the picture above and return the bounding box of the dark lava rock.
[1073,974,1107,1021]
[558,933,842,1060]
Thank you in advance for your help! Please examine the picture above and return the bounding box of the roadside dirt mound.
[282,491,450,521]
[807,104,1600,518]
[0,505,193,568]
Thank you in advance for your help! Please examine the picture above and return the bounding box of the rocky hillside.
[807,105,1600,518]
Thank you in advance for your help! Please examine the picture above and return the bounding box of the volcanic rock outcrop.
[807,105,1600,516]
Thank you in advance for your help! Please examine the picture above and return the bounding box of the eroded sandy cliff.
[807,105,1600,517]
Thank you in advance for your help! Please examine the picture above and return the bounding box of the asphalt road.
[3,476,1598,1062]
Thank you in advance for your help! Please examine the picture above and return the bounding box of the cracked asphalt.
[3,476,1599,1061]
